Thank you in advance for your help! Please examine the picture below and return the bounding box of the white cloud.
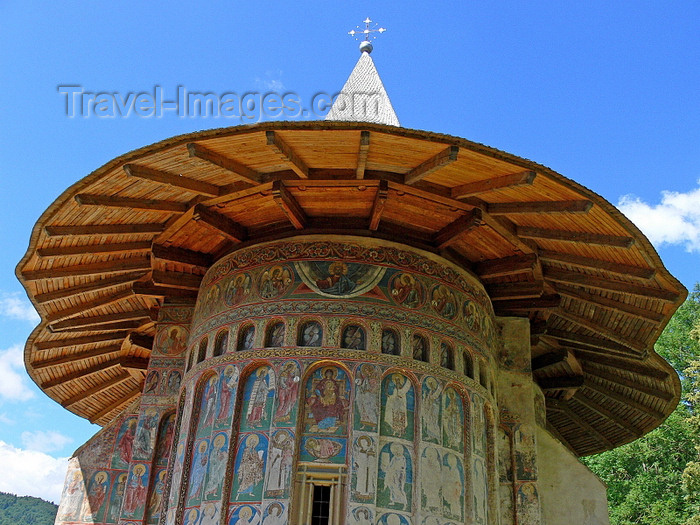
[0,440,68,503]
[254,70,285,91]
[0,292,39,323]
[0,345,35,401]
[0,413,14,425]
[21,430,73,453]
[618,182,700,252]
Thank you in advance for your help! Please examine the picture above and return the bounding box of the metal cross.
[348,17,386,42]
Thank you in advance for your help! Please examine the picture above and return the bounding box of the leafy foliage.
[0,492,57,525]
[582,285,700,525]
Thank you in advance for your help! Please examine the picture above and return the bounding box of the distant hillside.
[0,492,57,525]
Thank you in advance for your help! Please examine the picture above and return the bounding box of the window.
[298,321,323,347]
[341,325,365,350]
[295,465,346,525]
[213,330,228,357]
[463,351,474,379]
[440,342,454,370]
[237,325,255,351]
[312,485,331,525]
[381,329,400,355]
[265,322,286,347]
[197,337,208,364]
[412,334,428,362]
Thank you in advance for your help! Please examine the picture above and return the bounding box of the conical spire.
[325,23,400,126]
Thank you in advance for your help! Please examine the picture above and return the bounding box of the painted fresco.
[223,272,252,306]
[350,506,374,525]
[431,284,458,320]
[133,408,159,460]
[381,329,400,355]
[298,320,323,346]
[342,324,366,350]
[516,482,540,523]
[105,472,127,523]
[351,435,377,503]
[145,468,167,524]
[274,361,300,425]
[203,432,229,501]
[442,453,464,521]
[381,373,415,441]
[122,463,149,519]
[354,363,380,431]
[156,325,189,356]
[261,502,287,525]
[182,507,200,525]
[144,370,160,395]
[294,261,386,298]
[442,387,464,453]
[389,272,425,309]
[258,265,293,299]
[412,334,428,362]
[187,439,210,505]
[198,374,220,437]
[241,366,275,432]
[228,504,260,525]
[304,366,350,435]
[377,512,411,525]
[473,457,489,525]
[82,470,109,522]
[166,370,182,394]
[199,502,222,525]
[514,423,537,480]
[215,365,239,429]
[300,436,346,464]
[238,325,256,351]
[421,377,442,444]
[266,322,286,347]
[265,429,294,497]
[499,427,514,483]
[111,417,137,469]
[167,442,185,510]
[231,433,268,501]
[377,442,413,512]
[472,393,486,457]
[420,446,442,513]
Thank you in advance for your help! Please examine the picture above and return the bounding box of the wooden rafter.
[186,143,262,185]
[538,375,584,390]
[22,256,151,281]
[151,270,202,291]
[451,170,536,199]
[33,345,123,369]
[45,288,135,323]
[37,241,151,258]
[368,179,388,230]
[539,250,655,279]
[487,281,544,301]
[544,327,639,357]
[124,163,221,197]
[571,393,643,438]
[34,272,146,303]
[128,333,154,351]
[89,385,141,424]
[44,223,165,237]
[61,372,132,409]
[547,399,614,449]
[266,131,309,178]
[49,309,155,331]
[555,284,664,323]
[132,282,198,301]
[481,214,536,254]
[42,357,123,389]
[74,194,188,213]
[272,180,307,229]
[553,309,647,354]
[487,200,592,215]
[356,131,370,179]
[35,332,128,351]
[581,365,673,401]
[54,320,146,333]
[531,349,569,371]
[192,204,247,242]
[151,244,212,268]
[518,226,635,248]
[121,356,149,371]
[493,294,561,313]
[574,351,669,379]
[404,145,459,185]
[544,267,678,302]
[475,253,537,279]
[582,380,665,420]
[433,208,483,249]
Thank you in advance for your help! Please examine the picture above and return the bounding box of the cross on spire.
[348,17,386,54]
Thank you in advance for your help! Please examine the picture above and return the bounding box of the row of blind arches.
[186,320,494,393]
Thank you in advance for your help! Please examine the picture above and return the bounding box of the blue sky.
[1,1,699,503]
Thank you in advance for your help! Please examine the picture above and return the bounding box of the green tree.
[0,492,57,525]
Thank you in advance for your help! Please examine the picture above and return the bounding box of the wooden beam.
[487,200,593,215]
[572,393,644,438]
[33,345,123,369]
[518,227,635,248]
[151,270,202,291]
[74,194,188,213]
[475,254,538,279]
[49,309,155,331]
[555,284,665,323]
[573,350,669,380]
[404,145,459,185]
[581,366,674,401]
[61,372,132,408]
[44,223,165,237]
[186,143,262,184]
[266,131,309,178]
[45,289,135,323]
[89,385,141,424]
[121,356,149,371]
[538,375,584,390]
[544,268,679,302]
[368,179,389,230]
[433,208,483,249]
[582,380,666,420]
[42,357,123,389]
[34,272,146,303]
[271,180,307,229]
[128,333,154,351]
[37,241,151,258]
[192,204,247,242]
[151,244,212,268]
[132,282,198,300]
[547,399,614,449]
[545,422,576,453]
[124,163,221,197]
[493,294,561,313]
[35,332,128,351]
[481,214,536,254]
[52,320,146,333]
[22,256,151,281]
[487,281,544,301]
[545,326,642,357]
[552,309,648,354]
[451,170,536,199]
[356,131,370,179]
[539,250,655,279]
[532,349,569,371]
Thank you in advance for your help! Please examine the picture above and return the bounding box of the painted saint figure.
[245,367,273,428]
[421,447,442,512]
[204,433,229,499]
[383,374,412,438]
[274,361,300,423]
[123,464,148,517]
[390,272,423,308]
[421,377,442,443]
[353,435,377,499]
[265,430,294,495]
[354,364,379,429]
[236,434,265,497]
[217,365,239,422]
[187,440,210,502]
[306,367,348,433]
[381,443,408,508]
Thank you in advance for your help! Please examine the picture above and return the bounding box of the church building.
[17,24,685,525]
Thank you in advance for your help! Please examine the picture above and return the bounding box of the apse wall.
[166,237,500,525]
